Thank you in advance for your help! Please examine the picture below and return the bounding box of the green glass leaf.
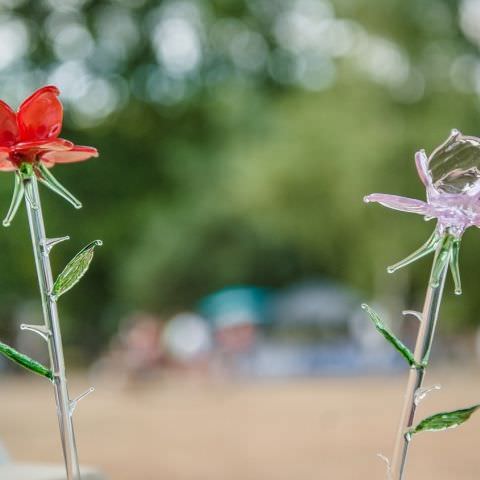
[0,340,53,380]
[410,404,480,435]
[52,240,103,299]
[362,304,420,368]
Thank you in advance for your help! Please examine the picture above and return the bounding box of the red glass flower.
[0,85,98,171]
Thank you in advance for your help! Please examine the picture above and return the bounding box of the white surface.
[0,441,10,465]
[0,464,105,480]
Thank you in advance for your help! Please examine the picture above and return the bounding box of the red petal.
[0,101,18,147]
[0,147,15,171]
[14,138,73,153]
[40,145,98,164]
[17,85,63,141]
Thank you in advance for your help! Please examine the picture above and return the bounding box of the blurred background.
[1,0,480,478]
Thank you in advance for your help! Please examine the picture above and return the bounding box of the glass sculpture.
[363,130,480,479]
[0,85,101,480]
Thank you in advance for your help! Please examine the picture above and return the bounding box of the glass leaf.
[411,404,480,435]
[362,304,420,368]
[0,340,52,380]
[52,240,102,299]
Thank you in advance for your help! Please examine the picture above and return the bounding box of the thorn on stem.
[41,236,70,255]
[414,385,441,406]
[402,310,423,322]
[20,324,51,342]
[69,387,95,416]
[377,453,392,480]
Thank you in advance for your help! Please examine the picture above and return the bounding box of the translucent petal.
[364,193,431,215]
[0,100,18,147]
[429,130,480,195]
[17,85,63,141]
[415,150,431,187]
[0,147,15,171]
[41,145,98,164]
[14,138,72,153]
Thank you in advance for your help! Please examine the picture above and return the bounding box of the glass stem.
[390,234,450,480]
[23,174,81,480]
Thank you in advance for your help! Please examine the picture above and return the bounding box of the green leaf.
[52,240,103,299]
[410,405,480,435]
[0,341,52,380]
[362,304,420,368]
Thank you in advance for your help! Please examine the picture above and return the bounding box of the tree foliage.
[0,0,478,354]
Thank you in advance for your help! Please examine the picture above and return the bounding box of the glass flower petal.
[415,150,430,187]
[0,101,18,147]
[364,193,432,215]
[0,147,14,171]
[17,86,63,142]
[41,146,98,164]
[428,130,480,196]
[14,138,73,153]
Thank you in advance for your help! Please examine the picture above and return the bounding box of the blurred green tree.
[0,0,478,356]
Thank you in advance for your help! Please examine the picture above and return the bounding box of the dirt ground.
[1,367,480,479]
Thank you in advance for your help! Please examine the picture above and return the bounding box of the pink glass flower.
[364,130,480,294]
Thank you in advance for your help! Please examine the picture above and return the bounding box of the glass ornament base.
[0,463,106,480]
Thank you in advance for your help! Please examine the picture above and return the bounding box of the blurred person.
[162,312,212,376]
[199,286,268,378]
[212,321,258,379]
[91,312,166,388]
[123,312,164,378]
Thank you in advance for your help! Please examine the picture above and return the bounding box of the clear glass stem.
[390,236,449,479]
[24,175,81,480]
